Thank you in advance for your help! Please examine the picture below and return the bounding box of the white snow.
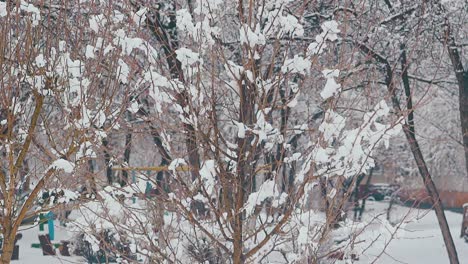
[0,2,7,17]
[93,110,106,128]
[89,14,107,33]
[354,202,468,264]
[51,159,75,173]
[85,45,95,59]
[35,54,46,68]
[244,180,279,216]
[264,9,304,38]
[111,10,125,23]
[128,101,140,114]
[319,109,346,143]
[240,24,266,48]
[12,201,468,264]
[117,59,130,84]
[193,0,224,15]
[199,160,217,196]
[320,69,341,99]
[19,1,41,27]
[131,7,147,26]
[56,189,79,204]
[175,47,202,68]
[281,55,311,75]
[177,9,195,34]
[307,20,340,56]
[234,121,247,138]
[284,152,301,163]
[321,20,340,41]
[11,223,83,264]
[118,36,144,56]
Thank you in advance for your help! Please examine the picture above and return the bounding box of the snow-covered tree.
[2,0,464,263]
[0,1,132,262]
[65,1,404,263]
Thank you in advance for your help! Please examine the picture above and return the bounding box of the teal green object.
[39,213,45,231]
[145,182,152,194]
[145,170,152,194]
[47,211,55,240]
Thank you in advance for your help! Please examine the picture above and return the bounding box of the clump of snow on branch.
[308,20,340,55]
[281,55,311,75]
[320,69,341,99]
[51,159,75,174]
[240,24,266,48]
[313,101,402,178]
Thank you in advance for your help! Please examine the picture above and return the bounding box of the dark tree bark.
[20,159,30,193]
[121,132,132,186]
[102,138,113,184]
[233,78,257,263]
[402,125,459,264]
[358,168,374,221]
[276,88,290,191]
[400,45,459,264]
[149,125,172,194]
[319,176,330,214]
[440,10,468,182]
[285,131,298,193]
[87,159,97,193]
[145,2,201,181]
[353,174,364,221]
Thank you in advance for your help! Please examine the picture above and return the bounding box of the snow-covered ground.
[12,224,83,264]
[8,202,468,263]
[355,202,468,264]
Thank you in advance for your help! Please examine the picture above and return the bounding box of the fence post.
[39,213,45,231]
[145,170,152,195]
[47,211,55,240]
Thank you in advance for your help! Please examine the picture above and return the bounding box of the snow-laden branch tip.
[199,160,217,197]
[240,24,266,48]
[281,55,311,75]
[307,20,340,56]
[132,7,148,26]
[233,121,247,138]
[51,159,75,173]
[320,69,341,99]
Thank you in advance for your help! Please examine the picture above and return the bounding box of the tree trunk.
[232,207,244,264]
[102,138,113,184]
[149,126,172,194]
[353,174,364,221]
[429,0,468,183]
[145,4,201,181]
[121,132,132,186]
[358,168,374,221]
[457,71,468,180]
[20,159,30,193]
[319,176,329,213]
[1,222,16,264]
[87,159,97,193]
[444,22,468,182]
[400,44,459,264]
[0,235,14,264]
[402,125,459,263]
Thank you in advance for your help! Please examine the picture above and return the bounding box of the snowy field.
[12,224,82,264]
[354,202,468,264]
[9,201,468,264]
